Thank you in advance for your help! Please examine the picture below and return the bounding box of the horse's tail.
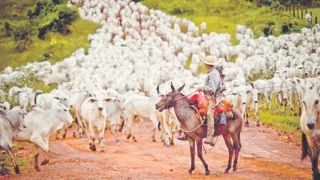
[301,132,309,161]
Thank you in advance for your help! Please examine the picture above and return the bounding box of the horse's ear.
[171,82,175,91]
[177,83,185,92]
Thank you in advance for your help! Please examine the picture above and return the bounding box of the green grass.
[247,101,302,144]
[0,0,101,70]
[309,8,320,21]
[142,0,306,43]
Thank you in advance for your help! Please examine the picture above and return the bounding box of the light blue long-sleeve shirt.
[202,68,222,99]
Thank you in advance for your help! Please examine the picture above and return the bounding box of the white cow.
[123,95,160,142]
[0,107,26,175]
[158,108,180,147]
[15,104,72,171]
[8,86,21,105]
[103,98,124,142]
[69,91,92,138]
[35,93,68,110]
[81,93,107,152]
[253,79,273,108]
[0,101,10,111]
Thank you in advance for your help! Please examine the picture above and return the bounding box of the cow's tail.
[119,119,125,132]
[301,132,309,161]
[158,121,161,131]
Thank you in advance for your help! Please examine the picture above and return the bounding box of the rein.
[171,91,204,133]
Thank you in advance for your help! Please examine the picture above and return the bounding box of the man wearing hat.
[201,56,222,146]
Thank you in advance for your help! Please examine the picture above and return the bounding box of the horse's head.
[301,83,320,130]
[155,83,185,112]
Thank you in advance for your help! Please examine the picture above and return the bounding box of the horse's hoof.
[165,144,170,148]
[188,168,195,174]
[170,141,174,146]
[56,137,59,140]
[224,168,230,174]
[101,149,105,153]
[73,132,76,138]
[256,123,260,127]
[245,123,249,127]
[152,139,156,142]
[127,134,132,140]
[92,146,96,151]
[41,159,49,166]
[233,166,237,172]
[35,167,41,172]
[205,170,210,175]
[62,134,66,139]
[116,139,120,143]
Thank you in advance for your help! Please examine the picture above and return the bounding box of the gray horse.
[155,83,242,175]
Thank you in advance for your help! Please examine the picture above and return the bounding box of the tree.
[27,0,78,39]
[12,22,34,51]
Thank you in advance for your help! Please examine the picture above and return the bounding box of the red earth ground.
[1,120,312,180]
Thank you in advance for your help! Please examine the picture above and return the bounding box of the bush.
[281,23,290,34]
[4,22,13,37]
[28,0,78,38]
[263,21,275,36]
[13,22,34,51]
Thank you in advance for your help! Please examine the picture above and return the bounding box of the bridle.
[161,91,205,133]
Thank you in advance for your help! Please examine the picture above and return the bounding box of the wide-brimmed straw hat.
[201,56,215,65]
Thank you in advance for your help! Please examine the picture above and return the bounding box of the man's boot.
[177,132,188,141]
[203,136,215,146]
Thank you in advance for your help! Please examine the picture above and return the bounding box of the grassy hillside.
[0,0,101,70]
[142,0,306,44]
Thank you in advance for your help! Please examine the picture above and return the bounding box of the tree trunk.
[62,24,67,35]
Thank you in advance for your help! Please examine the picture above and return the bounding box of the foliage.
[0,0,101,71]
[12,22,35,51]
[27,0,78,39]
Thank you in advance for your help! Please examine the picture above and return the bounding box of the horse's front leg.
[222,133,233,173]
[310,146,320,180]
[188,138,195,174]
[196,138,210,175]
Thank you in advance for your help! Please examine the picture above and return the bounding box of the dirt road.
[2,121,312,180]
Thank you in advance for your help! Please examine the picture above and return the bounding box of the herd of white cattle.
[0,0,320,174]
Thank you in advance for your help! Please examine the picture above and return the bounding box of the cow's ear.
[54,97,60,100]
[89,99,97,103]
[177,83,185,92]
[246,90,251,94]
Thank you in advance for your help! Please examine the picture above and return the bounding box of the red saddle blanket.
[214,99,233,117]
